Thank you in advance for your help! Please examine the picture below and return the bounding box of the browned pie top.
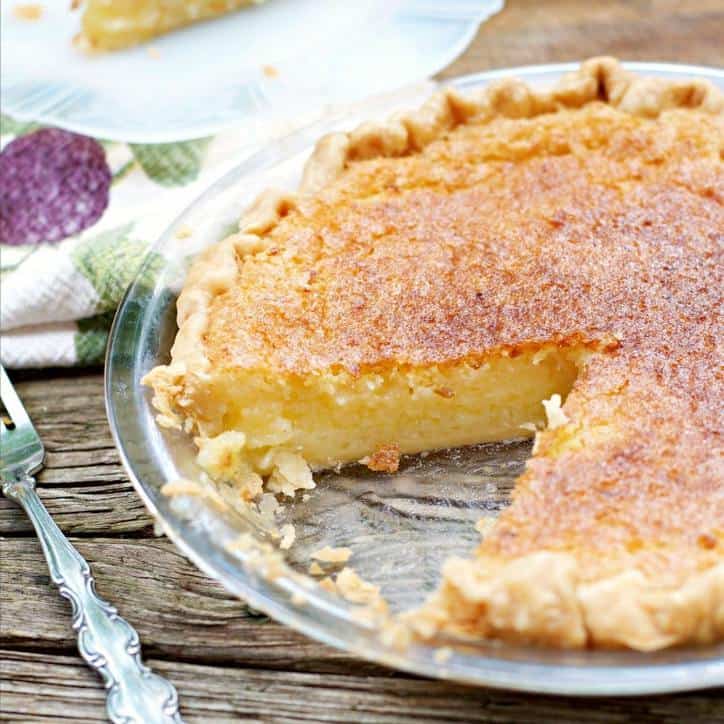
[203,100,723,583]
[206,103,721,375]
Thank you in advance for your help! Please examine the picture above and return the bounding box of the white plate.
[1,0,502,142]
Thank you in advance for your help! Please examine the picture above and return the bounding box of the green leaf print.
[129,137,212,187]
[0,113,43,137]
[71,224,163,313]
[74,311,116,366]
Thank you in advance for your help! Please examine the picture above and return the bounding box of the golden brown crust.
[146,57,722,381]
[144,58,724,650]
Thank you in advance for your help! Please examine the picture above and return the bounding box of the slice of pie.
[75,0,265,51]
[144,58,724,650]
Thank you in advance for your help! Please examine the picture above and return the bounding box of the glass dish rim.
[105,61,724,696]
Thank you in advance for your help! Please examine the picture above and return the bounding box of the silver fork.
[0,366,182,724]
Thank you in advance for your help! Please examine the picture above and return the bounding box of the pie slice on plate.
[75,0,265,51]
[145,58,724,650]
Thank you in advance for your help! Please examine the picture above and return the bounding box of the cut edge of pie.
[143,57,724,650]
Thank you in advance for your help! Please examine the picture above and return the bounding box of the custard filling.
[190,344,588,487]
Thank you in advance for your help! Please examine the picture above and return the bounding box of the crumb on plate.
[308,561,324,576]
[311,545,352,564]
[361,443,400,473]
[13,3,44,21]
[475,517,496,538]
[279,523,296,550]
[335,568,382,606]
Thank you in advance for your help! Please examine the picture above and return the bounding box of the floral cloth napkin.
[0,81,434,369]
[0,114,302,368]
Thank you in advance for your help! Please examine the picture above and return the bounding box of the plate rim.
[105,60,724,696]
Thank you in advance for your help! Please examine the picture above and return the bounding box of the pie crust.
[145,58,724,650]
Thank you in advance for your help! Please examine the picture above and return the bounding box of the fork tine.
[0,365,33,430]
[0,366,44,476]
[1,407,12,459]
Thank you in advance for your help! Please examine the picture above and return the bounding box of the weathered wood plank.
[440,0,724,79]
[0,536,379,673]
[0,371,153,535]
[2,650,723,724]
[0,482,152,535]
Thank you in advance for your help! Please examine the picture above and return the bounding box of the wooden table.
[2,2,723,721]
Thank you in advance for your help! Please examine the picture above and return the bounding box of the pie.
[75,0,265,51]
[144,58,724,650]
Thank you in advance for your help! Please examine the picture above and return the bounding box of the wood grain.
[2,2,724,721]
[0,537,378,673]
[3,651,724,724]
[0,373,153,535]
[440,0,724,78]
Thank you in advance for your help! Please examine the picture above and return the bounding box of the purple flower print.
[0,128,111,246]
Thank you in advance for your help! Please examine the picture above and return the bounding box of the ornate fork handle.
[4,475,182,724]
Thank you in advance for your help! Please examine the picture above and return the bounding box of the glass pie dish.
[105,62,724,695]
